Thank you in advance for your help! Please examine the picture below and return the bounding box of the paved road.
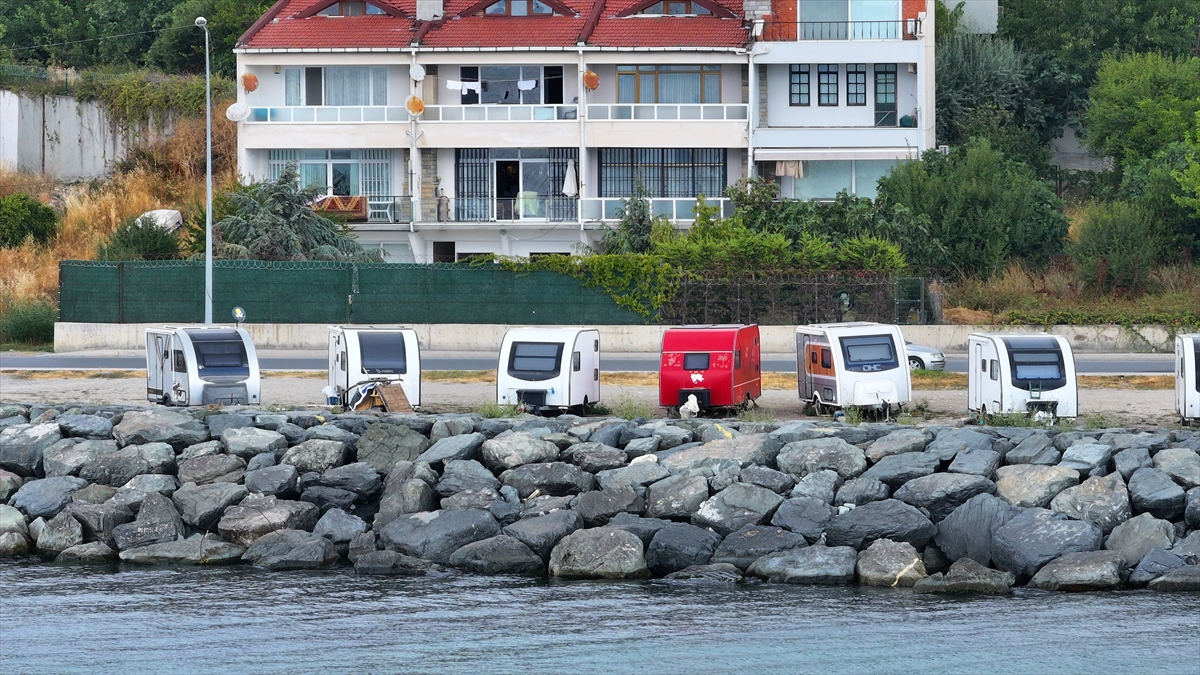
[0,350,1176,375]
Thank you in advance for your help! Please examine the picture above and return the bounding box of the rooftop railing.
[760,19,920,41]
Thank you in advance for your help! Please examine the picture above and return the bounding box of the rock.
[1127,467,1186,520]
[280,439,346,474]
[893,473,995,522]
[1029,551,1126,591]
[835,477,890,507]
[926,428,992,462]
[447,535,545,575]
[375,475,437,526]
[856,539,927,587]
[276,423,308,446]
[79,442,174,487]
[502,462,595,499]
[645,474,709,520]
[1053,431,1096,452]
[437,459,501,496]
[1153,447,1200,489]
[588,423,628,448]
[747,545,857,584]
[441,488,502,511]
[1188,487,1200,529]
[354,550,430,575]
[220,427,287,460]
[417,433,486,468]
[1114,447,1153,480]
[56,541,117,563]
[172,482,248,530]
[1171,530,1200,560]
[0,504,27,536]
[217,495,320,547]
[300,486,358,513]
[646,522,723,575]
[504,510,583,561]
[595,462,670,492]
[1128,548,1185,586]
[664,563,744,583]
[824,499,936,551]
[56,415,113,440]
[790,470,841,503]
[1058,443,1114,477]
[740,465,795,494]
[112,493,184,550]
[317,462,381,500]
[1104,513,1174,565]
[106,489,148,513]
[71,483,118,504]
[991,508,1103,579]
[8,476,88,519]
[1099,431,1169,453]
[246,453,276,472]
[692,483,784,536]
[0,422,63,476]
[948,448,1001,478]
[307,424,360,445]
[0,469,23,502]
[0,531,29,556]
[177,454,247,485]
[624,436,661,459]
[548,528,649,579]
[560,443,627,473]
[378,509,500,563]
[245,464,299,497]
[652,426,692,449]
[698,422,740,443]
[205,414,255,438]
[574,486,643,527]
[776,438,866,480]
[37,511,83,554]
[994,465,1080,508]
[254,414,289,431]
[1005,434,1060,465]
[1049,473,1131,533]
[606,513,670,548]
[1148,565,1200,592]
[480,433,559,472]
[348,422,426,474]
[923,541,950,574]
[61,502,132,547]
[242,529,339,570]
[430,417,476,441]
[27,516,45,541]
[711,524,806,571]
[121,474,179,497]
[179,440,223,462]
[859,453,940,488]
[112,410,208,450]
[865,429,932,463]
[347,530,376,562]
[659,435,782,473]
[913,557,1015,594]
[770,496,835,543]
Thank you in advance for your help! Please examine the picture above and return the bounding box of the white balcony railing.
[586,104,748,121]
[419,105,579,122]
[338,196,733,225]
[246,103,748,124]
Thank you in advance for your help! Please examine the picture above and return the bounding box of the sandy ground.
[0,373,1181,428]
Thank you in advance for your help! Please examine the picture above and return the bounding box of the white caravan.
[497,327,600,413]
[968,333,1077,419]
[327,327,421,409]
[1176,334,1199,425]
[145,326,260,406]
[795,322,911,413]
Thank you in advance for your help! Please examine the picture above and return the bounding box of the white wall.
[765,63,919,127]
[0,90,141,180]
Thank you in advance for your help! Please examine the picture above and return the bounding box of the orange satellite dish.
[406,95,425,116]
[242,73,259,92]
[583,70,599,91]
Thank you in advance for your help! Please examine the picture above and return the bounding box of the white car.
[905,342,945,371]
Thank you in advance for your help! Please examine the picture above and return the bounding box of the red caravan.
[659,324,761,410]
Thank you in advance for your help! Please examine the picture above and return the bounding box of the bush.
[97,216,181,261]
[0,193,57,248]
[0,301,56,345]
[837,236,907,271]
[1070,202,1165,294]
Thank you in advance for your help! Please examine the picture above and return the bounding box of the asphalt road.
[0,350,1176,375]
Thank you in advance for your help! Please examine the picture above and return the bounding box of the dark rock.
[246,453,276,472]
[353,422,430,474]
[913,557,1015,594]
[624,436,661,459]
[645,474,709,520]
[308,424,360,446]
[112,492,184,550]
[178,441,223,463]
[574,486,643,526]
[242,529,339,570]
[994,465,1080,508]
[437,459,501,496]
[441,488,502,511]
[354,550,430,575]
[560,443,627,473]
[595,462,671,492]
[61,502,132,547]
[926,428,992,462]
[56,541,117,563]
[1099,431,1169,453]
[417,433,486,468]
[1128,467,1186,520]
[0,423,62,476]
[606,512,670,548]
[589,423,628,449]
[865,429,932,463]
[646,522,723,575]
[692,483,784,536]
[1148,565,1200,592]
[1188,487,1200,529]
[618,426,655,448]
[520,495,575,519]
[37,511,83,554]
[1103,512,1174,565]
[835,477,890,507]
[504,510,583,561]
[172,482,247,530]
[220,427,287,459]
[991,508,1103,579]
[948,448,1001,478]
[1128,548,1184,586]
[790,470,841,503]
[740,465,795,494]
[317,462,381,500]
[205,414,255,438]
[856,538,927,587]
[1153,447,1200,489]
[245,464,299,497]
[8,476,88,519]
[770,496,835,543]
[711,524,806,571]
[177,454,246,485]
[71,483,118,504]
[378,509,500,563]
[0,469,24,502]
[112,409,208,450]
[56,414,113,440]
[430,417,477,441]
[776,438,867,480]
[747,545,857,584]
[893,473,995,522]
[218,495,320,547]
[824,499,936,551]
[1114,447,1153,480]
[1005,434,1059,465]
[1171,530,1200,560]
[447,535,544,575]
[651,425,692,449]
[1029,551,1125,591]
[276,423,308,446]
[1052,431,1097,452]
[548,528,649,578]
[121,474,179,497]
[347,531,377,563]
[934,494,1021,566]
[502,462,595,499]
[300,486,358,513]
[923,541,949,575]
[664,563,744,582]
[78,442,174,487]
[859,453,940,488]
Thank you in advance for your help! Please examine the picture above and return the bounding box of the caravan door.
[797,333,813,401]
[571,331,600,407]
[146,331,170,403]
[169,334,189,405]
[969,338,983,411]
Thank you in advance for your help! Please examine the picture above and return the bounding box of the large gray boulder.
[790,469,841,503]
[179,441,223,463]
[740,465,795,494]
[1005,434,1059,465]
[574,487,643,527]
[447,535,545,575]
[0,423,62,476]
[664,563,744,583]
[112,492,184,550]
[8,476,88,519]
[624,436,661,459]
[1113,447,1153,480]
[776,438,867,480]
[948,448,1002,479]
[61,502,132,548]
[441,488,501,511]
[501,462,595,499]
[747,545,857,584]
[504,509,583,562]
[548,528,649,579]
[824,499,936,551]
[856,538,927,587]
[352,422,430,474]
[245,464,299,497]
[1188,487,1200,529]
[481,432,559,472]
[1049,472,1130,533]
[112,410,208,450]
[70,483,117,504]
[646,522,723,575]
[1128,548,1185,586]
[220,427,286,460]
[0,469,23,502]
[317,462,381,500]
[378,509,500,563]
[122,474,179,497]
[991,508,1103,579]
[417,433,486,468]
[865,429,932,463]
[172,482,247,530]
[835,477,890,507]
[56,541,118,563]
[1148,565,1200,592]
[119,534,245,565]
[217,494,320,547]
[606,512,670,548]
[933,493,1020,566]
[595,462,670,492]
[770,496,835,543]
[925,428,993,462]
[645,474,709,520]
[652,425,692,449]
[177,454,246,486]
[560,443,628,473]
[205,414,255,438]
[0,504,27,537]
[375,479,437,529]
[307,424,359,445]
[994,464,1080,508]
[431,417,477,441]
[659,435,782,473]
[692,482,784,536]
[56,414,113,440]
[1058,443,1114,477]
[1029,551,1125,591]
[78,442,174,487]
[354,550,430,576]
[859,452,940,488]
[36,511,83,554]
[437,459,500,496]
[893,473,995,522]
[1127,467,1186,520]
[1153,447,1200,489]
[0,530,31,557]
[280,439,346,474]
[242,529,339,570]
[913,557,1015,594]
[711,524,806,571]
[1099,431,1168,453]
[1103,513,1174,565]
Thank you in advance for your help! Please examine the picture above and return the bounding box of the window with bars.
[789,65,810,106]
[616,65,721,104]
[454,149,578,222]
[598,148,726,198]
[283,67,387,106]
[267,149,392,197]
[817,64,838,106]
[875,63,897,126]
[847,64,866,105]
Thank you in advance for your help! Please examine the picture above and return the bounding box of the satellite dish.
[406,95,425,116]
[583,70,600,91]
[409,64,426,81]
[225,102,250,122]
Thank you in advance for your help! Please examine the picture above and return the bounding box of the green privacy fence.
[58,260,647,325]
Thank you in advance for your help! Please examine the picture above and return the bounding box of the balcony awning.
[754,148,921,162]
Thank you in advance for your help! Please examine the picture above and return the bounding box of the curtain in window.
[657,69,701,104]
[285,69,301,106]
[325,67,371,106]
[371,67,388,105]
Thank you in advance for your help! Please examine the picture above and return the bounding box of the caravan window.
[1194,340,1199,393]
[684,353,710,370]
[839,334,899,372]
[508,342,564,381]
[1003,338,1067,391]
[189,331,249,377]
[359,332,407,375]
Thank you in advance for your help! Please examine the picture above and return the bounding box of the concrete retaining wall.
[54,322,1178,353]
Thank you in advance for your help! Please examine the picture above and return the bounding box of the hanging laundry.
[517,79,537,91]
[462,82,481,94]
[775,160,803,178]
[445,79,463,91]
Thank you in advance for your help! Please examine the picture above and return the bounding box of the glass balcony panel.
[633,105,655,120]
[679,105,702,119]
[511,106,533,120]
[340,107,362,122]
[702,106,723,120]
[465,107,487,121]
[293,107,315,121]
[363,107,385,122]
[587,105,608,120]
[316,108,339,122]
[268,108,290,122]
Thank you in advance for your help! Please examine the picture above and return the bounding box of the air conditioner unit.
[938,145,950,156]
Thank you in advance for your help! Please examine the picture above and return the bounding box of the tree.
[97,215,181,260]
[0,192,56,248]
[935,31,1025,146]
[601,183,658,254]
[146,0,273,77]
[1071,202,1166,294]
[1085,53,1200,166]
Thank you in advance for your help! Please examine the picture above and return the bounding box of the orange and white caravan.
[795,322,910,414]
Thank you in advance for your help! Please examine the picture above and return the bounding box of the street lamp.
[196,16,213,325]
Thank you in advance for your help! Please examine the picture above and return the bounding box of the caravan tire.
[812,396,825,416]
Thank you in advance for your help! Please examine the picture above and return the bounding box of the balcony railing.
[246,103,747,124]
[420,105,579,122]
[586,103,747,121]
[761,19,920,41]
[335,196,732,225]
[580,197,734,222]
[249,106,409,123]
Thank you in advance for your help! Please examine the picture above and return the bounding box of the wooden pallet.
[377,383,412,413]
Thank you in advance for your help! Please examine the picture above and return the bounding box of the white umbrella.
[562,160,578,198]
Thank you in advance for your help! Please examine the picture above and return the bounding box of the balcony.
[585,103,747,121]
[339,196,734,227]
[248,106,408,123]
[761,20,920,42]
[419,105,579,122]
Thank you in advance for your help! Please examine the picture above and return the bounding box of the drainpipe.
[746,48,757,180]
[577,47,587,235]
[409,49,421,233]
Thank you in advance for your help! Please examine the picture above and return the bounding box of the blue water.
[1,562,1197,675]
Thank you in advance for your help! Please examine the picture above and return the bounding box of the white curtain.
[284,69,301,106]
[325,67,371,106]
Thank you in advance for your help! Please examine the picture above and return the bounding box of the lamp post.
[196,16,213,325]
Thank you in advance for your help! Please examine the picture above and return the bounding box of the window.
[839,334,899,372]
[789,65,810,106]
[617,65,721,103]
[1002,337,1068,391]
[572,352,581,372]
[811,351,818,364]
[874,63,897,126]
[598,148,726,199]
[319,1,387,15]
[789,159,900,200]
[990,360,999,381]
[190,331,250,377]
[284,67,387,106]
[847,64,866,105]
[268,149,392,198]
[798,0,901,38]
[639,1,711,14]
[508,342,564,380]
[458,65,562,105]
[173,350,186,373]
[821,348,831,369]
[735,350,742,369]
[358,332,407,375]
[483,0,553,15]
[818,64,838,105]
[683,353,710,370]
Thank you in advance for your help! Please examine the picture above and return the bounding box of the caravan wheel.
[812,396,825,416]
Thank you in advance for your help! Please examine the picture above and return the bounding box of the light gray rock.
[1148,565,1200,592]
[548,527,649,579]
[0,504,28,536]
[1128,467,1186,520]
[948,448,1002,479]
[78,442,175,487]
[121,474,179,497]
[177,454,246,485]
[70,483,116,504]
[692,483,784,537]
[560,443,628,473]
[8,476,88,519]
[790,469,841,504]
[242,529,339,570]
[859,452,940,488]
[652,425,692,450]
[317,462,381,500]
[770,496,835,543]
[205,414,255,438]
[835,477,890,507]
[43,439,117,478]
[925,428,992,462]
[504,510,583,562]
[776,437,867,480]
[1029,551,1125,591]
[481,432,559,472]
[179,441,224,463]
[711,524,806,571]
[659,435,782,473]
[375,479,438,528]
[856,538,927,587]
[1059,443,1114,477]
[436,459,500,497]
[244,464,299,497]
[447,535,545,575]
[740,465,795,494]
[624,436,661,459]
[698,422,741,443]
[356,422,432,474]
[865,429,932,463]
[645,474,710,520]
[747,545,858,584]
[502,462,595,499]
[112,492,184,550]
[246,453,276,472]
[307,424,359,445]
[991,508,1103,579]
[824,499,936,551]
[1049,473,1130,533]
[217,494,320,547]
[56,541,118,563]
[172,482,248,530]
[1113,447,1153,480]
[1099,431,1169,453]
[441,488,502,511]
[596,462,670,492]
[646,522,723,575]
[112,410,208,450]
[1153,447,1200,489]
[574,486,643,527]
[893,473,995,522]
[1171,530,1200,560]
[378,509,500,563]
[913,557,1015,594]
[281,439,346,474]
[0,423,62,476]
[1103,513,1174,565]
[1005,434,1059,465]
[0,531,30,556]
[1187,487,1200,529]
[417,432,486,468]
[994,464,1080,508]
[606,512,670,548]
[220,427,287,459]
[120,535,242,565]
[56,414,113,440]
[0,469,23,502]
[354,549,430,575]
[37,511,83,554]
[430,417,476,442]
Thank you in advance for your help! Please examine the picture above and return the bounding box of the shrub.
[837,236,906,271]
[0,300,56,345]
[0,193,57,248]
[1070,202,1164,294]
[98,216,181,261]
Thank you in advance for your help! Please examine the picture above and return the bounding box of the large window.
[508,342,564,381]
[598,148,726,199]
[789,65,810,106]
[640,1,712,14]
[839,334,899,372]
[798,0,901,38]
[483,0,554,14]
[358,332,407,375]
[817,64,838,105]
[319,1,387,15]
[456,66,563,105]
[268,149,392,198]
[617,65,721,103]
[847,64,866,105]
[786,159,899,200]
[284,67,387,106]
[874,63,897,126]
[454,148,578,222]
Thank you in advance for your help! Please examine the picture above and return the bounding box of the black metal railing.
[761,19,918,41]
